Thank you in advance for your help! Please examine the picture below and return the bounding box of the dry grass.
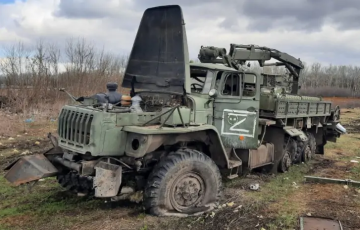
[0,103,360,230]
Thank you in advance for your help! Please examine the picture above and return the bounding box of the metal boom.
[198,44,304,94]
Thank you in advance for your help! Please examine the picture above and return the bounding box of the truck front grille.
[58,109,94,145]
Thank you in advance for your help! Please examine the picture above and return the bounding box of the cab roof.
[190,63,238,72]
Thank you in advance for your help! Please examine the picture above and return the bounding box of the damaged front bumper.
[4,134,124,198]
[4,153,59,186]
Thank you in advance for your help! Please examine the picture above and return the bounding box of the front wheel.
[143,148,222,217]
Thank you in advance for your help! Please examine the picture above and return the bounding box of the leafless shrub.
[1,37,360,124]
[0,38,128,118]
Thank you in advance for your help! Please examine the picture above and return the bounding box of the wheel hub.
[282,151,291,171]
[284,154,291,168]
[170,172,205,212]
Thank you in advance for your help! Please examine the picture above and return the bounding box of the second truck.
[4,5,346,217]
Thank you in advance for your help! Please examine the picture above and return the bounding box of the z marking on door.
[221,109,257,137]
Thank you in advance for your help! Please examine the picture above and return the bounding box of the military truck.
[4,5,346,217]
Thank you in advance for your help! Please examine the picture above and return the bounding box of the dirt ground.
[1,108,360,230]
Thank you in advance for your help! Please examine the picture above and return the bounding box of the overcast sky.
[0,0,360,66]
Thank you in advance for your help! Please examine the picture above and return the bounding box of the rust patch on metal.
[4,154,59,186]
[93,161,122,198]
[249,143,274,169]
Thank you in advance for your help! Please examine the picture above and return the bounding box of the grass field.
[0,108,360,230]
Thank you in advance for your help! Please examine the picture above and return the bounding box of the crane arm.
[198,44,304,94]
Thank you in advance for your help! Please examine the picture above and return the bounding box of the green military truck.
[4,5,345,217]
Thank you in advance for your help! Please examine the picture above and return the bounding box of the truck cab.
[188,63,261,149]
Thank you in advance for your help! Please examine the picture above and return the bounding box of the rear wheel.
[306,132,316,156]
[143,148,222,216]
[293,138,304,164]
[302,144,312,162]
[279,137,294,172]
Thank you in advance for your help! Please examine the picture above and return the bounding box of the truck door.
[213,71,260,149]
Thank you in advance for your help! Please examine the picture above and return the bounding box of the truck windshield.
[190,68,214,94]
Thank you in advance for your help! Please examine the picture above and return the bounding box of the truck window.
[190,68,214,94]
[222,73,240,96]
[243,74,256,97]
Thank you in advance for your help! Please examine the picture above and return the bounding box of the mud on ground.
[1,109,360,230]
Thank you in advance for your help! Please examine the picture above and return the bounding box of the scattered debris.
[304,176,360,187]
[292,182,299,189]
[35,141,40,145]
[227,202,235,207]
[210,212,215,218]
[344,185,349,189]
[13,149,19,153]
[233,209,239,213]
[350,160,359,163]
[21,150,31,155]
[306,213,312,216]
[249,183,260,191]
[25,118,34,123]
[8,137,14,141]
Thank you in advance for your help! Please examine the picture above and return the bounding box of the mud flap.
[283,127,308,141]
[93,161,122,198]
[4,154,59,186]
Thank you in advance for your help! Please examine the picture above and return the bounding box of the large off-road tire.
[296,138,312,163]
[306,132,316,156]
[143,148,222,217]
[279,137,295,172]
[302,143,312,163]
[293,138,304,164]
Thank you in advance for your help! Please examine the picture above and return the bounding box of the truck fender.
[123,125,231,169]
[283,126,308,142]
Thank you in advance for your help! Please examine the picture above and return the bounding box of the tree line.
[0,38,358,109]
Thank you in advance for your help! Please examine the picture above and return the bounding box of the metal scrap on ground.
[304,176,360,187]
[300,217,343,230]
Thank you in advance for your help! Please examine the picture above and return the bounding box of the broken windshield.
[190,68,214,94]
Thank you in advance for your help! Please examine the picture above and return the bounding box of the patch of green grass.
[266,211,298,230]
[248,164,310,202]
[0,175,104,229]
[137,212,146,219]
[139,224,148,230]
[350,163,360,178]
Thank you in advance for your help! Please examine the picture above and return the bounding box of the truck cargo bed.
[260,99,332,119]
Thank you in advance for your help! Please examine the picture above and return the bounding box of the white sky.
[0,0,360,66]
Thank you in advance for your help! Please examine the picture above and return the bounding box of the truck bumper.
[4,150,123,198]
[4,153,59,186]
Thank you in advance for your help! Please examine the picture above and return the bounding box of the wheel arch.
[123,125,230,169]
